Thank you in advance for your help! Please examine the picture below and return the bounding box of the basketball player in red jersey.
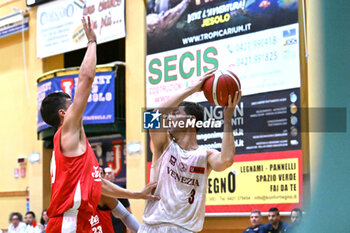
[40,17,158,233]
[139,71,242,232]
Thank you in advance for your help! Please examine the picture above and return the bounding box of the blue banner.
[0,23,28,39]
[37,71,115,132]
[89,136,127,188]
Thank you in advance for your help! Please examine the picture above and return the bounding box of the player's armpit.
[99,195,118,209]
[60,128,85,157]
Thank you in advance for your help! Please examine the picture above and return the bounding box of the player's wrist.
[224,114,233,122]
[185,86,197,94]
[132,191,142,199]
[87,39,97,46]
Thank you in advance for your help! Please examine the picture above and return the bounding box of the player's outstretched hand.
[82,16,96,42]
[190,69,216,93]
[223,91,242,122]
[136,182,160,200]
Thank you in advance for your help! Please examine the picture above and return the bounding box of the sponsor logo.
[178,162,188,172]
[283,38,297,46]
[169,155,177,166]
[92,166,101,181]
[283,28,296,37]
[61,78,73,97]
[89,215,99,227]
[290,116,298,125]
[290,92,297,103]
[290,127,298,137]
[190,166,205,174]
[290,139,299,146]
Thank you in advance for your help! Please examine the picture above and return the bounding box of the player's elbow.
[80,73,95,83]
[223,158,234,168]
[221,154,235,168]
[100,178,109,195]
[79,68,95,83]
[212,158,234,172]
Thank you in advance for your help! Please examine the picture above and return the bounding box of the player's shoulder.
[206,148,220,156]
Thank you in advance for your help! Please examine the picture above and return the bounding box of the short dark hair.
[9,212,23,222]
[291,208,303,215]
[179,101,204,132]
[251,210,262,216]
[25,211,35,218]
[269,207,280,215]
[40,92,71,129]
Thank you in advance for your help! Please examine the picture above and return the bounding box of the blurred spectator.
[8,212,26,233]
[264,207,289,233]
[37,209,49,233]
[243,210,265,233]
[286,208,303,232]
[23,211,41,233]
[290,208,302,225]
[104,167,115,183]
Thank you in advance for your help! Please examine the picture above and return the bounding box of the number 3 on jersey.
[188,189,196,204]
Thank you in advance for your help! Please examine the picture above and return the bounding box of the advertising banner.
[197,88,302,153]
[37,70,115,132]
[146,0,302,215]
[206,150,302,213]
[146,23,300,107]
[89,136,127,187]
[37,0,125,58]
[0,13,29,39]
[147,0,298,54]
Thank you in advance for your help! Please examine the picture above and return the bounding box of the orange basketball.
[203,70,241,106]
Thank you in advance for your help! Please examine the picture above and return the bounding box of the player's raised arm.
[149,70,216,159]
[61,16,96,155]
[63,16,96,131]
[208,91,242,172]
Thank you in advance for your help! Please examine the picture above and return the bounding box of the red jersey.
[90,206,114,233]
[46,127,102,233]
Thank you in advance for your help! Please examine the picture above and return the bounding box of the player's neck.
[172,132,198,151]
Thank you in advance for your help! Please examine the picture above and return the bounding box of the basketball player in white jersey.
[139,70,242,233]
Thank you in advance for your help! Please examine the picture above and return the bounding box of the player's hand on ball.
[82,16,96,42]
[223,91,242,122]
[190,69,216,93]
[137,182,160,200]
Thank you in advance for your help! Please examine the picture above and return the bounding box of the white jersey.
[142,140,208,232]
